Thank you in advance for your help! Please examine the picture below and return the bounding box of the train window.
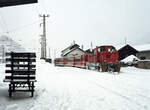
[67,57,74,62]
[75,58,80,61]
[108,47,115,52]
[98,48,101,52]
[98,47,105,52]
[140,56,146,60]
[101,47,105,52]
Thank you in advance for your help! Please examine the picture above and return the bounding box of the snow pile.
[121,55,139,63]
[0,60,150,110]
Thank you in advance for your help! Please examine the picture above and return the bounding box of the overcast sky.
[0,0,150,58]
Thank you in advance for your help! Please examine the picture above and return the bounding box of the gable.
[61,44,80,56]
[64,48,85,57]
[61,44,79,53]
[118,44,139,61]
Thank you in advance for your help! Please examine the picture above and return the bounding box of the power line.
[0,20,40,35]
[0,19,5,33]
[0,10,15,39]
[0,15,5,33]
[0,10,8,33]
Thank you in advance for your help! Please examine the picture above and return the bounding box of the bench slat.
[6,64,36,68]
[5,73,35,75]
[6,52,36,57]
[3,79,37,82]
[6,58,36,62]
[9,90,35,92]
[5,76,35,80]
[5,69,36,74]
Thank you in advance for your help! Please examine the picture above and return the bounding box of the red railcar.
[54,45,120,72]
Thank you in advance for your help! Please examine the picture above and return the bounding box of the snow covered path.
[0,60,150,110]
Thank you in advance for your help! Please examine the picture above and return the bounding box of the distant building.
[118,44,139,61]
[133,44,150,60]
[61,44,85,58]
[136,50,150,60]
[134,44,150,69]
[117,43,150,69]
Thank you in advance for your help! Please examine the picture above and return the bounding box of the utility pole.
[91,42,93,51]
[40,35,44,59]
[49,47,51,59]
[54,49,56,59]
[39,14,49,59]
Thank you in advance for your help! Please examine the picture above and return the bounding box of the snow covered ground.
[0,60,150,110]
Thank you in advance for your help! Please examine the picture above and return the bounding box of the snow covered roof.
[121,55,139,63]
[61,44,80,56]
[133,44,150,51]
[61,44,79,52]
[116,43,150,52]
[63,47,85,56]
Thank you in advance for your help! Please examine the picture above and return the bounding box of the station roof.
[0,0,37,7]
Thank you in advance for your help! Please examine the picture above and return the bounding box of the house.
[134,44,150,60]
[117,43,150,69]
[61,44,85,58]
[118,44,139,61]
[136,50,150,60]
[134,44,150,69]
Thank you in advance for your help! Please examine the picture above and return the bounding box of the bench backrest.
[5,52,36,82]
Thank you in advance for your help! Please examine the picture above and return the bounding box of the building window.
[140,56,146,60]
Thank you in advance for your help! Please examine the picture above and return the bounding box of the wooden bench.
[3,52,36,97]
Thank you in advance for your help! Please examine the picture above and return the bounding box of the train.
[54,45,121,72]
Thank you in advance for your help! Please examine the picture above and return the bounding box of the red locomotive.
[54,45,120,72]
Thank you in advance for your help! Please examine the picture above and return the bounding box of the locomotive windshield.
[98,46,105,52]
[108,46,115,52]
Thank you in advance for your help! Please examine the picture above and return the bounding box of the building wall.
[137,61,150,69]
[136,51,150,60]
[64,49,85,58]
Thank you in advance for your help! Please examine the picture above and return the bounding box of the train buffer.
[3,52,37,98]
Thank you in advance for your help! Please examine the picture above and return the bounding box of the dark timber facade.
[118,44,139,61]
